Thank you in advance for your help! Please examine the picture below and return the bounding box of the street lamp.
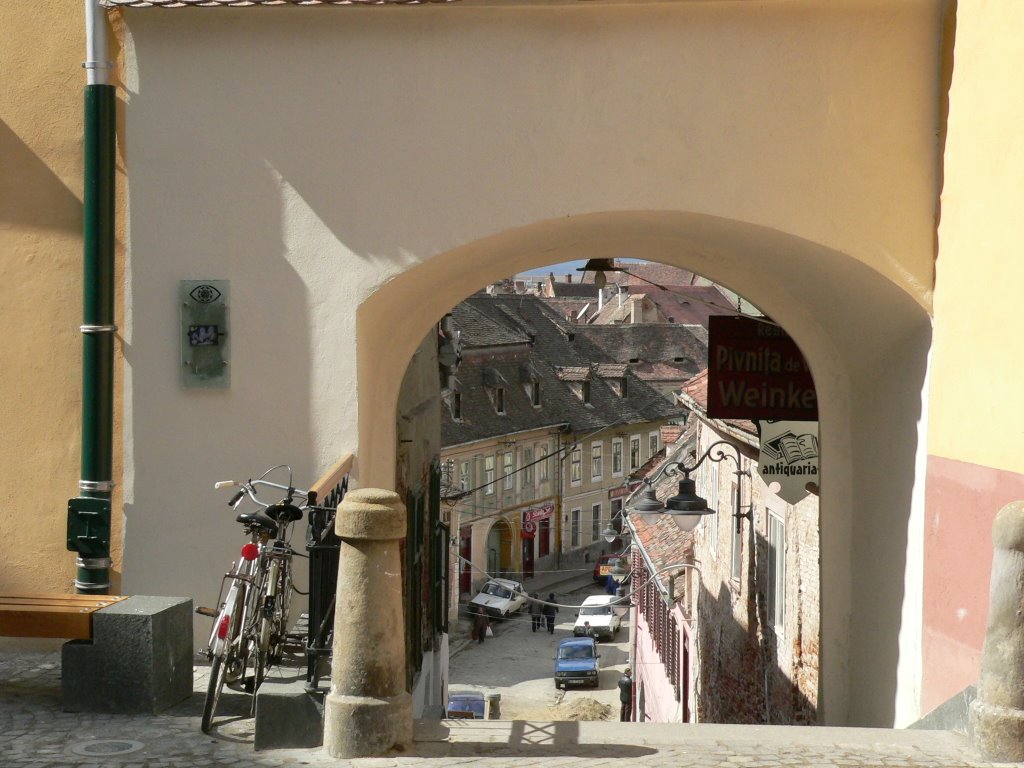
[626,440,753,533]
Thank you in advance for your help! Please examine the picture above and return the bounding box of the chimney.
[566,274,573,284]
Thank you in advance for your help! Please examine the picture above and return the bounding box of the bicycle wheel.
[201,655,225,734]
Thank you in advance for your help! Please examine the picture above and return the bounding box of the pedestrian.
[583,620,596,641]
[529,592,542,632]
[473,606,490,644]
[618,666,633,721]
[542,592,558,634]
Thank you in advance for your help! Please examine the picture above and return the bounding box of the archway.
[360,210,931,727]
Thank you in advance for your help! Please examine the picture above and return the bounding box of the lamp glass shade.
[609,557,629,582]
[664,477,714,532]
[629,488,664,513]
[601,522,619,543]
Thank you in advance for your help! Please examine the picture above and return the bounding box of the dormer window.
[450,378,464,421]
[483,367,508,415]
[582,380,591,404]
[531,381,541,407]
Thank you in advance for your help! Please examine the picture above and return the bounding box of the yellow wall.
[930,2,1024,475]
[0,3,124,595]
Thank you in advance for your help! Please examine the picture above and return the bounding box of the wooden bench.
[0,592,193,713]
[0,592,128,640]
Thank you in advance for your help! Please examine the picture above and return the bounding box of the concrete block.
[62,595,192,714]
[255,676,324,750]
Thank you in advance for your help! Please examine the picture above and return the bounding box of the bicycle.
[197,465,307,733]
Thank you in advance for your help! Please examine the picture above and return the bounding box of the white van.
[572,595,622,641]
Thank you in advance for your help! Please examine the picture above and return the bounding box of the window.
[649,431,659,460]
[452,391,462,420]
[730,482,742,580]
[768,512,786,631]
[591,442,603,481]
[531,381,541,407]
[522,447,534,488]
[582,380,591,404]
[630,436,641,470]
[495,387,505,414]
[611,499,623,536]
[591,503,602,542]
[539,517,551,557]
[459,461,471,491]
[484,455,495,495]
[612,438,623,476]
[571,509,581,547]
[539,444,549,482]
[503,452,514,490]
[570,446,582,485]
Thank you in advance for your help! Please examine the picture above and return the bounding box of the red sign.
[609,481,641,500]
[707,316,817,421]
[521,520,537,539]
[524,504,553,523]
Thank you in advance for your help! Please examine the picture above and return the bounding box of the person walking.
[542,592,558,634]
[618,667,633,721]
[473,606,490,644]
[529,592,542,632]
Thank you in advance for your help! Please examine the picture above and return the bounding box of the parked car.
[554,636,600,689]
[469,577,527,618]
[572,595,622,641]
[593,554,619,585]
[446,690,486,719]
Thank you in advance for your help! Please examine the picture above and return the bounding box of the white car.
[469,578,527,619]
[573,595,622,641]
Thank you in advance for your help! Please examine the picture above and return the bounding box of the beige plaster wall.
[119,1,942,725]
[931,2,1024,474]
[0,2,125,598]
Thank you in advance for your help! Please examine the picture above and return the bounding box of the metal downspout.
[69,0,116,594]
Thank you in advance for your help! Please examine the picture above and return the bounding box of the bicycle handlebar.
[214,470,310,512]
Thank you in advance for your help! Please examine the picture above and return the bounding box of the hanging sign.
[521,520,537,539]
[757,420,819,504]
[707,316,817,421]
[524,503,554,523]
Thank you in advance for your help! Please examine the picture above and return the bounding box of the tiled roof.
[614,263,696,289]
[550,282,601,299]
[572,323,706,375]
[679,368,757,437]
[105,0,449,5]
[452,301,532,349]
[556,367,591,382]
[631,361,692,382]
[442,295,681,447]
[590,285,737,327]
[592,363,628,378]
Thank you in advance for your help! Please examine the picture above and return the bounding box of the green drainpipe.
[68,3,116,595]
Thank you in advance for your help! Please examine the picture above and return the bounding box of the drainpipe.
[67,0,116,594]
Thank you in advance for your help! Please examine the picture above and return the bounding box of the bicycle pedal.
[195,606,218,618]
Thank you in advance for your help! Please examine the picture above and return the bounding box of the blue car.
[554,636,600,689]
[446,690,486,719]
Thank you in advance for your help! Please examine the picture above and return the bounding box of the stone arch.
[358,210,931,727]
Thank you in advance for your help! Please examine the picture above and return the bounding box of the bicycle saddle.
[236,510,279,537]
[265,502,303,524]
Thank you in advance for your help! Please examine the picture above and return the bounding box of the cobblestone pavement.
[0,650,1016,768]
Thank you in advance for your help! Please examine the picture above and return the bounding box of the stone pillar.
[323,488,412,758]
[970,500,1024,761]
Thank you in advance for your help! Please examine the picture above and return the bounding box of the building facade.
[9,0,1024,729]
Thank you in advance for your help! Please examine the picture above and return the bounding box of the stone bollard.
[970,500,1024,761]
[323,488,412,758]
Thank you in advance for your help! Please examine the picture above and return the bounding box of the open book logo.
[761,431,819,464]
